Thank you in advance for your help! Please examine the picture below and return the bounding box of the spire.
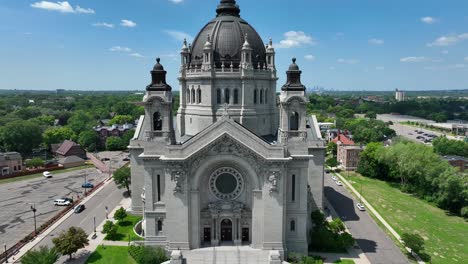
[147,58,172,91]
[281,58,305,91]
[216,0,240,17]
[242,33,251,50]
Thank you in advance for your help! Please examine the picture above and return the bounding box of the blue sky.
[1,0,468,91]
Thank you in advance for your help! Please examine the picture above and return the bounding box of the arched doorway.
[220,219,233,242]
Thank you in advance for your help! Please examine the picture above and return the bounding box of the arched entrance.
[221,219,233,242]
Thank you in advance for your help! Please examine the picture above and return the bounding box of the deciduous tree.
[52,227,89,260]
[113,166,131,194]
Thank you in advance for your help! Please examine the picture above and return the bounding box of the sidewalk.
[311,199,371,264]
[55,197,131,264]
[335,172,425,264]
[6,177,115,264]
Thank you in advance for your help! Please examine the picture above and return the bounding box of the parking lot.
[0,167,107,245]
[390,123,439,145]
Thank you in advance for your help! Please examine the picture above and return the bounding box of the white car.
[356,203,366,211]
[335,180,343,186]
[54,199,71,206]
[331,176,337,181]
[43,171,53,178]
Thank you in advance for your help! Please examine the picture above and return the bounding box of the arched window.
[264,89,268,104]
[254,89,258,104]
[290,112,299,131]
[225,89,230,104]
[191,89,196,105]
[217,89,222,104]
[186,89,191,104]
[234,89,239,104]
[197,88,202,104]
[153,112,163,131]
[260,89,264,104]
[157,220,163,232]
[290,220,296,232]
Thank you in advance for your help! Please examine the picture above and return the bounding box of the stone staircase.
[182,246,271,264]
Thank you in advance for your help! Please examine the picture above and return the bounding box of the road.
[0,167,106,246]
[30,180,125,263]
[324,172,409,264]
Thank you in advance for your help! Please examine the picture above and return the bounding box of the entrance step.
[182,246,270,264]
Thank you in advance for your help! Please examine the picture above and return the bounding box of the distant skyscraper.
[395,88,406,102]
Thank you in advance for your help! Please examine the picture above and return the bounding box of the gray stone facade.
[129,0,325,258]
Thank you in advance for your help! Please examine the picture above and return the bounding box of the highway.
[324,172,409,264]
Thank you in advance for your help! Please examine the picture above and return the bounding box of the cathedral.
[129,0,325,258]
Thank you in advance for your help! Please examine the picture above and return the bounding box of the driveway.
[324,172,409,264]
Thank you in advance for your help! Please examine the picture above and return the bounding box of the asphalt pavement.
[324,172,410,264]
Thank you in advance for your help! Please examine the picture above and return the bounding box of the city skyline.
[1,0,468,91]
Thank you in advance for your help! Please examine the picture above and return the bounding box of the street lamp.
[4,243,8,263]
[105,206,108,219]
[83,172,88,196]
[30,204,37,237]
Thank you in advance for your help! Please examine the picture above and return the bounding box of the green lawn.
[0,165,95,185]
[343,173,468,264]
[109,215,144,242]
[334,260,355,264]
[86,246,135,264]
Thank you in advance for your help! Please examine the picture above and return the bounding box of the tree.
[128,245,169,264]
[113,166,131,194]
[102,221,118,240]
[0,120,43,154]
[67,110,94,135]
[106,137,123,151]
[78,131,97,152]
[328,218,345,233]
[326,157,339,168]
[109,115,134,125]
[326,142,337,157]
[114,207,127,221]
[365,111,377,119]
[26,157,45,168]
[52,226,89,260]
[21,246,59,264]
[401,233,425,254]
[357,142,388,180]
[43,127,76,147]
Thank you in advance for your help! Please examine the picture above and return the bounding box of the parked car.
[82,182,94,189]
[74,204,85,213]
[331,176,338,181]
[325,169,330,173]
[54,199,71,206]
[101,158,110,161]
[62,197,74,203]
[123,156,130,161]
[356,203,366,211]
[43,171,53,178]
[335,180,343,186]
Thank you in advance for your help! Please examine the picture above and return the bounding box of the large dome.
[190,0,266,69]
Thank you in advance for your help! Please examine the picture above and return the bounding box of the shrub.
[401,233,425,254]
[102,221,118,240]
[21,246,59,264]
[309,210,355,252]
[114,207,127,222]
[461,206,468,218]
[128,245,168,264]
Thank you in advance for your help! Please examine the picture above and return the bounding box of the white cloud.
[130,53,144,58]
[31,1,94,14]
[427,33,468,47]
[93,22,114,28]
[369,38,384,45]
[400,57,428,63]
[276,31,316,48]
[376,66,385,70]
[109,46,132,52]
[121,19,137,28]
[337,58,359,64]
[304,54,315,61]
[421,17,437,24]
[168,0,184,3]
[164,30,193,42]
[465,56,468,61]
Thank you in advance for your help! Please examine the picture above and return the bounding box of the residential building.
[55,140,86,159]
[0,152,23,176]
[337,145,365,171]
[332,133,355,145]
[58,156,85,169]
[395,88,406,102]
[443,155,467,172]
[94,123,134,147]
[129,0,326,260]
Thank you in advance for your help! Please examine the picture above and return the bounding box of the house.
[94,123,134,147]
[0,152,23,176]
[55,140,86,159]
[443,155,467,172]
[337,145,365,171]
[332,133,355,145]
[58,156,85,169]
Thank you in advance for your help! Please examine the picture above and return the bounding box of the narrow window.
[260,89,264,104]
[217,89,222,104]
[290,220,296,232]
[157,174,161,202]
[153,112,162,131]
[290,112,299,131]
[157,220,163,232]
[292,174,296,201]
[234,89,239,104]
[264,89,268,104]
[191,89,195,104]
[186,89,190,104]
[254,89,258,104]
[197,88,202,104]
[14,166,17,171]
[225,89,230,104]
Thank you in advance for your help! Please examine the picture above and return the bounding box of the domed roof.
[190,0,266,68]
[288,58,300,71]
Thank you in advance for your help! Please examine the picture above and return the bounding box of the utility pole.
[84,172,87,196]
[30,204,37,236]
[4,243,8,263]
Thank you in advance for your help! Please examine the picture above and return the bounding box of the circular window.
[209,167,244,200]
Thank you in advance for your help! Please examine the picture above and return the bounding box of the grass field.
[86,246,135,264]
[343,173,467,264]
[109,215,143,242]
[0,165,95,185]
[334,260,355,264]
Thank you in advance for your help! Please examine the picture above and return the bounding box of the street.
[0,167,106,246]
[324,172,409,264]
